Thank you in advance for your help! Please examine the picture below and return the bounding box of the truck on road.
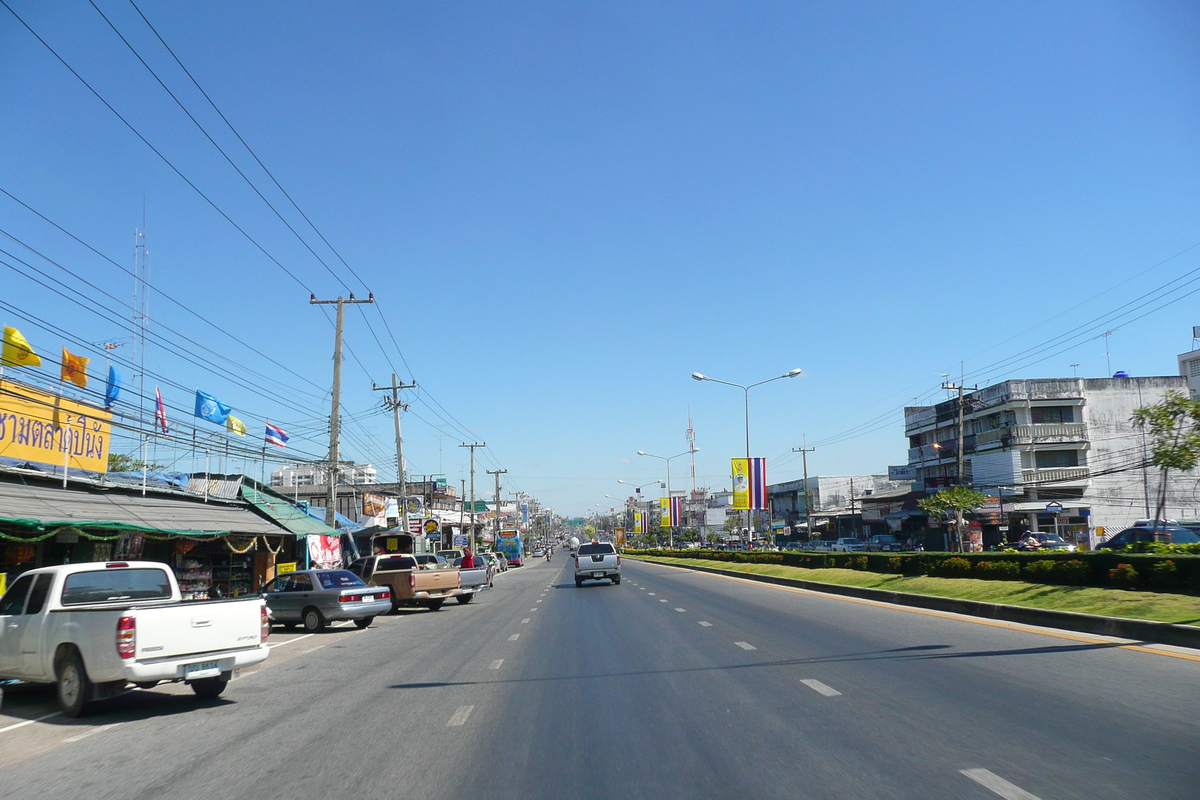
[452,556,492,604]
[348,554,460,612]
[574,541,621,586]
[0,561,270,717]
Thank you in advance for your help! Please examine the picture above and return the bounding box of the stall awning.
[240,483,339,537]
[0,478,286,537]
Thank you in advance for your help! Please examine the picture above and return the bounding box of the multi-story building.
[769,475,909,539]
[270,461,377,489]
[1180,342,1200,399]
[904,376,1198,541]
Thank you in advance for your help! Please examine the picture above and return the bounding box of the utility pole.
[792,446,814,541]
[487,469,507,550]
[459,442,486,551]
[373,373,417,544]
[942,380,977,552]
[311,292,374,527]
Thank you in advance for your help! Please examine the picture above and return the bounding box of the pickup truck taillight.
[116,615,136,659]
[617,555,621,566]
[261,604,270,643]
[409,573,417,590]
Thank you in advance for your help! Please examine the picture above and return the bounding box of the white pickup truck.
[0,561,270,716]
[574,542,621,586]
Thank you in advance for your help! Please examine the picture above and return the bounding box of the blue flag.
[104,366,121,408]
[194,390,231,424]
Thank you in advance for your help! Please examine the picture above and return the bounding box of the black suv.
[864,534,902,552]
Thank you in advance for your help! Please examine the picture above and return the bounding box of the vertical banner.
[731,457,767,510]
[670,496,682,527]
[633,512,644,535]
[660,497,670,527]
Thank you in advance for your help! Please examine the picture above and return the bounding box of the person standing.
[461,546,476,569]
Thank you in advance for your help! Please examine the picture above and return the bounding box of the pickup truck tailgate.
[133,599,265,660]
[413,569,459,595]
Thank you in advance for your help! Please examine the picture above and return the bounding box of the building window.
[1031,406,1075,424]
[1034,450,1079,469]
[1189,358,1200,378]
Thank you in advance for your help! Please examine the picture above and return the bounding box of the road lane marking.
[639,588,646,591]
[537,600,543,603]
[659,599,668,603]
[0,712,60,735]
[268,633,315,649]
[509,634,520,641]
[64,723,116,743]
[675,608,686,612]
[522,618,531,623]
[960,769,1041,800]
[698,621,712,627]
[489,659,504,669]
[447,706,475,727]
[734,641,757,650]
[800,679,842,697]
[530,608,538,612]
[648,592,656,595]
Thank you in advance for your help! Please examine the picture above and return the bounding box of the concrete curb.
[630,558,1200,650]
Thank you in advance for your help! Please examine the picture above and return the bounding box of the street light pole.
[692,368,802,546]
[636,450,695,549]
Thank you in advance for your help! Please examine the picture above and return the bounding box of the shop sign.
[277,562,297,574]
[308,535,341,568]
[0,378,111,473]
[423,519,439,534]
[362,493,387,518]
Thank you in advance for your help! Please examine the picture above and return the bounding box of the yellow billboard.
[0,379,111,473]
[731,458,750,510]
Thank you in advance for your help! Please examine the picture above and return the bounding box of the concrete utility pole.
[373,374,416,542]
[459,442,486,551]
[942,380,977,551]
[310,292,374,527]
[792,446,814,540]
[487,469,507,550]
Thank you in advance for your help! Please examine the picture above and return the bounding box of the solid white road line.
[698,621,712,627]
[799,679,842,697]
[734,641,757,650]
[509,634,520,641]
[0,711,60,735]
[268,633,315,649]
[960,769,1042,800]
[447,706,475,727]
[64,723,116,743]
[489,659,504,670]
[674,608,686,612]
[522,618,531,624]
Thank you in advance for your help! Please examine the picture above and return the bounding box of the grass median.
[629,556,1200,627]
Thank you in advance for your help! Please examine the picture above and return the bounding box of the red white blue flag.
[749,457,767,510]
[154,386,170,437]
[264,422,289,448]
[670,496,682,527]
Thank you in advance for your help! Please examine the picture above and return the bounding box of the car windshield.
[578,543,615,555]
[317,570,366,589]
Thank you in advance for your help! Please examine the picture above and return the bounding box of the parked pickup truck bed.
[452,557,492,604]
[0,561,270,716]
[574,542,621,586]
[348,555,460,612]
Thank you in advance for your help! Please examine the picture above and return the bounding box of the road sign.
[423,519,439,534]
[1045,502,1063,515]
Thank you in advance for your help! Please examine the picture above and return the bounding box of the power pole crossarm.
[311,293,374,527]
[373,374,417,547]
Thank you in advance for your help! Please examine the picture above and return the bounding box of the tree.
[1131,391,1200,529]
[107,453,165,473]
[918,485,987,552]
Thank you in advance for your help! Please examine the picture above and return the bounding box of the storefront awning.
[0,478,286,537]
[241,483,339,537]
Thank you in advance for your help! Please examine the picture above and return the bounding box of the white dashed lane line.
[530,608,538,612]
[799,679,841,697]
[674,608,686,612]
[509,634,520,641]
[521,618,531,624]
[446,706,475,727]
[960,769,1042,800]
[536,600,543,603]
[698,621,712,627]
[734,641,757,651]
[659,599,668,603]
[489,659,504,669]
[648,593,656,596]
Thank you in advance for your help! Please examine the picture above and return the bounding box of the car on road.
[261,569,391,632]
[574,541,621,586]
[347,555,460,612]
[831,538,864,552]
[532,548,545,557]
[452,556,493,603]
[864,535,902,552]
[1096,525,1200,550]
[1015,532,1078,552]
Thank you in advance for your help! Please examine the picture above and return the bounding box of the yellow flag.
[226,415,247,436]
[60,347,89,388]
[2,326,42,368]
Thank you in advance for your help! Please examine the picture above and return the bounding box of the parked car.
[1097,525,1200,550]
[831,538,864,552]
[1015,532,1078,552]
[262,569,391,632]
[0,561,270,716]
[864,535,902,552]
[574,541,621,586]
[347,555,460,612]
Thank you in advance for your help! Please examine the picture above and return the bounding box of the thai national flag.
[749,457,768,510]
[264,423,289,448]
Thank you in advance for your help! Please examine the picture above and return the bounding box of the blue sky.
[2,1,1199,515]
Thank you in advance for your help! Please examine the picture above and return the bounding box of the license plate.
[593,572,603,578]
[185,660,220,679]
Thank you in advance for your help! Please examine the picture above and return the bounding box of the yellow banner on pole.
[660,497,670,526]
[0,379,111,473]
[633,512,644,535]
[731,458,750,510]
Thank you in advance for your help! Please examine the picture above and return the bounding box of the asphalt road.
[2,556,1199,799]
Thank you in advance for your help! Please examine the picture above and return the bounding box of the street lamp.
[692,368,802,545]
[636,448,697,549]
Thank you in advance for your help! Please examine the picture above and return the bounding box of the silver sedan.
[262,569,391,632]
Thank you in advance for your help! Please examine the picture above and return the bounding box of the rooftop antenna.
[686,407,697,494]
[1070,363,1080,378]
[1096,330,1114,376]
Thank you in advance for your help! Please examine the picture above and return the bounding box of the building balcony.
[1021,466,1090,484]
[977,423,1088,449]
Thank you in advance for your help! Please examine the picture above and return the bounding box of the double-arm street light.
[692,368,802,545]
[636,449,697,549]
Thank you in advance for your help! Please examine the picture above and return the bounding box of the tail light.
[617,555,621,566]
[339,594,362,603]
[116,615,136,659]
[456,571,462,587]
[377,591,391,600]
[409,573,417,590]
[260,604,270,643]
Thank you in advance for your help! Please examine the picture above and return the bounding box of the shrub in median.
[974,560,1020,581]
[929,557,973,578]
[1147,560,1182,592]
[846,555,868,571]
[1022,559,1088,586]
[1109,563,1140,590]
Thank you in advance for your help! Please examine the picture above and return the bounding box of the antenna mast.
[686,407,697,494]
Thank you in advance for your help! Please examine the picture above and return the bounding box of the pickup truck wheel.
[455,594,473,605]
[425,599,445,612]
[612,577,621,585]
[57,650,93,718]
[354,616,375,629]
[575,577,583,587]
[302,607,327,632]
[191,677,228,699]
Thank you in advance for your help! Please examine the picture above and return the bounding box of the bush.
[929,557,973,578]
[1022,560,1058,583]
[1109,563,1140,590]
[846,555,868,571]
[974,560,1020,581]
[1147,560,1182,592]
[886,557,903,574]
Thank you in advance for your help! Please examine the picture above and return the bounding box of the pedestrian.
[461,546,476,569]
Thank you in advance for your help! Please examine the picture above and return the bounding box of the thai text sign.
[0,379,111,472]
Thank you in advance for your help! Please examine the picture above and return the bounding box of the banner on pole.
[633,512,644,535]
[670,496,682,527]
[731,457,767,510]
[660,497,670,527]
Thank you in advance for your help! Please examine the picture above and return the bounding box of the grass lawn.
[631,556,1200,627]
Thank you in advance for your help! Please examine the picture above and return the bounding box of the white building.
[270,461,377,489]
[1180,345,1200,399]
[905,376,1200,540]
